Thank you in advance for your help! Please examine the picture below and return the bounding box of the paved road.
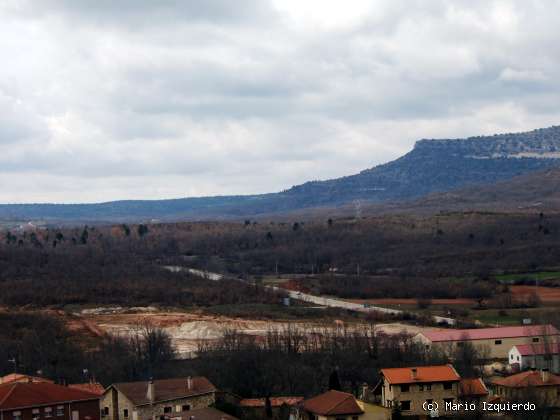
[163,266,456,325]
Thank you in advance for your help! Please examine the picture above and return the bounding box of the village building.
[374,365,461,417]
[415,324,560,359]
[458,378,489,404]
[238,397,303,420]
[297,390,365,420]
[489,369,560,406]
[509,343,560,373]
[100,377,216,420]
[0,382,100,420]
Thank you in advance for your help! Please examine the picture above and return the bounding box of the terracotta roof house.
[299,390,364,420]
[100,377,216,420]
[239,397,303,420]
[458,378,489,403]
[509,343,560,373]
[490,369,560,406]
[0,382,100,420]
[376,365,461,417]
[416,324,560,359]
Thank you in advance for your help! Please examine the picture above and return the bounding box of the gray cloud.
[1,0,560,203]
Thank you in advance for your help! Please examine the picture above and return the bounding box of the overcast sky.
[1,0,559,203]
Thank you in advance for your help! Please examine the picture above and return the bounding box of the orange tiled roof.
[459,378,488,397]
[68,383,105,396]
[381,365,460,384]
[239,397,303,408]
[491,371,560,388]
[0,382,99,410]
[303,390,363,416]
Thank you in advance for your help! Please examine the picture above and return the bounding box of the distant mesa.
[1,125,560,223]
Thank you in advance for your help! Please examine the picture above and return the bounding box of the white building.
[508,343,560,373]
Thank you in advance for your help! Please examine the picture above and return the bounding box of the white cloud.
[0,0,559,203]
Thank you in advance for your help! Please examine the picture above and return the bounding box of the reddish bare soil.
[509,285,560,303]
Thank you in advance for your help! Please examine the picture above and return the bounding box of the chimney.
[187,376,193,391]
[541,369,550,383]
[411,368,418,380]
[147,379,155,403]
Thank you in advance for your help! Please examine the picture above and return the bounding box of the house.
[458,378,489,404]
[375,365,461,417]
[151,407,238,420]
[239,397,303,420]
[415,324,560,359]
[100,377,216,420]
[298,390,364,420]
[509,343,560,373]
[489,369,560,406]
[0,382,100,420]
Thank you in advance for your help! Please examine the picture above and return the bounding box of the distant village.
[2,324,560,420]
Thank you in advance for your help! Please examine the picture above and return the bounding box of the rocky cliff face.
[2,126,560,221]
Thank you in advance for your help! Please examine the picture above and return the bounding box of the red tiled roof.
[0,382,99,410]
[381,365,460,385]
[513,343,560,356]
[68,383,105,396]
[112,377,216,406]
[491,371,560,388]
[0,374,54,385]
[459,378,488,397]
[303,390,363,416]
[421,325,559,343]
[239,397,303,407]
[155,407,238,420]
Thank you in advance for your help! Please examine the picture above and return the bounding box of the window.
[517,356,520,361]
[510,354,514,360]
[443,382,452,390]
[426,383,432,391]
[387,400,393,408]
[45,408,53,418]
[352,417,359,420]
[419,384,424,391]
[444,398,454,406]
[181,405,191,412]
[533,338,540,343]
[123,410,129,418]
[426,399,433,405]
[164,407,172,414]
[495,340,502,345]
[56,406,64,417]
[13,411,22,420]
[400,401,411,411]
[102,408,109,417]
[400,384,410,392]
[457,342,464,347]
[32,409,41,420]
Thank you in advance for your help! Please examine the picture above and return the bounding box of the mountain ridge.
[2,125,560,222]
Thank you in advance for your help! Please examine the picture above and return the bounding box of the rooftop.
[303,390,363,416]
[111,377,216,406]
[459,378,488,397]
[491,370,560,388]
[513,343,560,356]
[239,397,303,408]
[421,325,559,343]
[381,365,460,384]
[68,382,105,396]
[0,382,99,410]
